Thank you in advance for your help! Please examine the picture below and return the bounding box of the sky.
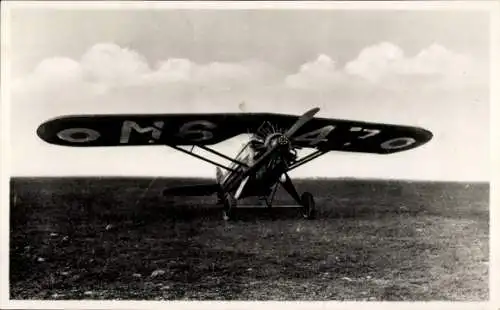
[5,4,493,181]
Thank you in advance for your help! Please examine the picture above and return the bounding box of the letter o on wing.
[380,137,416,150]
[57,128,100,143]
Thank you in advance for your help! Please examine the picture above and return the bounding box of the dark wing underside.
[37,112,432,154]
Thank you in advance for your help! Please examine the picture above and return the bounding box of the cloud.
[344,42,405,83]
[11,41,487,126]
[344,42,477,84]
[81,43,151,87]
[34,57,83,80]
[284,54,343,90]
[14,41,483,98]
[12,57,83,92]
[14,43,281,96]
[285,42,482,91]
[147,58,279,89]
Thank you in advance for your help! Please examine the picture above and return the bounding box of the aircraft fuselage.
[220,140,295,199]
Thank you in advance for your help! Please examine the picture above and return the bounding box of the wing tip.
[36,120,52,144]
[418,127,434,144]
[381,126,434,154]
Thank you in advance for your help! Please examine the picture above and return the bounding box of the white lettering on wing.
[120,120,164,144]
[381,137,416,150]
[57,128,100,143]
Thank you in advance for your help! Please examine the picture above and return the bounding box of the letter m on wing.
[120,120,164,144]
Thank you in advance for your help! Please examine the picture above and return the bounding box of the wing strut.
[196,144,249,168]
[287,150,328,172]
[166,144,238,173]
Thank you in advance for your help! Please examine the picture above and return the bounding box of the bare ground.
[9,177,489,300]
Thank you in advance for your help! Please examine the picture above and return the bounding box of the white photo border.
[1,1,499,309]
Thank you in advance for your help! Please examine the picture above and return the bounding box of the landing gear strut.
[300,192,316,219]
[221,192,235,221]
[264,183,279,208]
[279,173,317,220]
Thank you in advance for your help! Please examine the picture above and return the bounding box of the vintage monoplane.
[36,107,432,220]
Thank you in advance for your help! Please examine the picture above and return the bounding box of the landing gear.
[260,183,279,220]
[264,183,279,208]
[279,173,317,220]
[221,192,235,221]
[217,190,232,221]
[300,192,316,219]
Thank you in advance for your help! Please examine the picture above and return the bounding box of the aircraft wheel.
[300,192,316,219]
[222,193,234,221]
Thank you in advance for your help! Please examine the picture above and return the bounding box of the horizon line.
[9,175,490,184]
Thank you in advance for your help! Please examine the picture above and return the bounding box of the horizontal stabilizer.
[162,183,220,197]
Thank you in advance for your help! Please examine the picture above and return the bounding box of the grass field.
[9,177,489,300]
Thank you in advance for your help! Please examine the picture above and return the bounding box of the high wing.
[37,112,432,154]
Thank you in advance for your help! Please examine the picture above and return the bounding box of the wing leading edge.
[36,112,432,154]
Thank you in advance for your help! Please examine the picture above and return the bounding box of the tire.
[300,192,316,219]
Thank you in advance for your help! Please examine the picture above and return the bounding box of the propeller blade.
[284,107,320,138]
[226,108,321,192]
[257,107,321,168]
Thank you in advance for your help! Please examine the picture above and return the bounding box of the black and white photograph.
[2,1,498,305]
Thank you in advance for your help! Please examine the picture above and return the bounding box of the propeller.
[264,107,320,150]
[228,107,320,191]
[263,107,320,152]
[284,107,320,138]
